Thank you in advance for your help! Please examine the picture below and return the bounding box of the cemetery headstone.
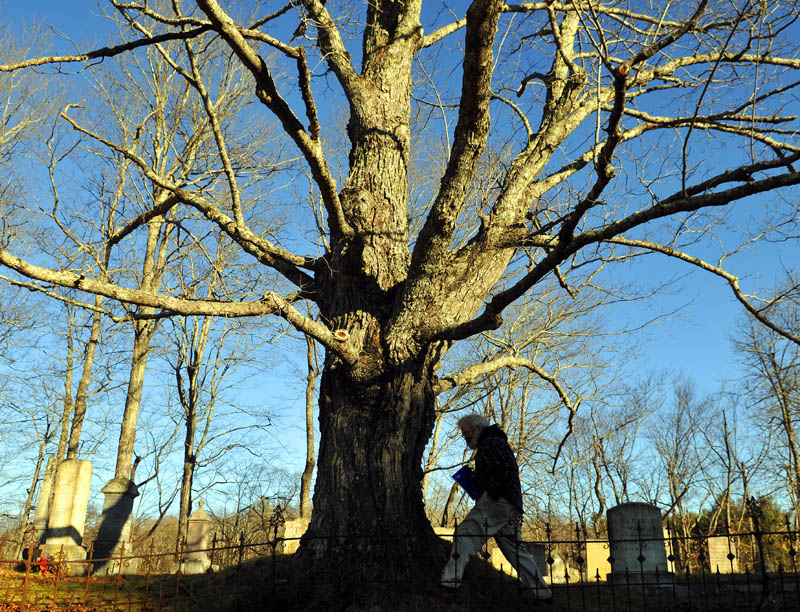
[607,502,672,584]
[91,478,139,575]
[33,455,57,547]
[707,535,738,573]
[40,459,93,576]
[277,517,310,555]
[585,540,612,582]
[178,501,212,574]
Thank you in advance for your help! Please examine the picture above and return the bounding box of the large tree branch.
[558,1,708,242]
[0,249,359,364]
[60,106,317,291]
[437,157,800,343]
[626,0,709,69]
[503,2,745,32]
[0,26,212,73]
[195,0,353,242]
[631,52,800,88]
[557,62,628,242]
[435,354,575,411]
[111,0,296,31]
[420,17,467,49]
[412,0,503,269]
[0,275,131,322]
[113,0,303,57]
[300,0,361,96]
[435,351,581,470]
[620,108,800,153]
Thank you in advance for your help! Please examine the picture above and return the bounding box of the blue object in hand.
[452,466,478,500]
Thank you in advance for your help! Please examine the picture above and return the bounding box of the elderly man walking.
[441,413,552,601]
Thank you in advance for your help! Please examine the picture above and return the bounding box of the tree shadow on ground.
[193,549,551,612]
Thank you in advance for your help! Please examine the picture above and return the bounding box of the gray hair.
[458,413,490,429]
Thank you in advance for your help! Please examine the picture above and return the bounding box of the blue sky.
[3,1,795,391]
[2,0,797,478]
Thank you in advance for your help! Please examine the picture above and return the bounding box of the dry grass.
[3,557,800,611]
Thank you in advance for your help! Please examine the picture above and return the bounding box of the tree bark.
[300,350,441,582]
[177,421,195,552]
[115,215,168,480]
[19,446,46,528]
[300,335,318,520]
[57,330,75,462]
[67,300,103,459]
[115,321,156,479]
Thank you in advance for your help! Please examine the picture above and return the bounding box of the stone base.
[177,556,211,574]
[39,544,87,576]
[92,555,141,576]
[92,541,142,576]
[607,571,674,586]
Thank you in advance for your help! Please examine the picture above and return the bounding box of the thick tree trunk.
[67,300,103,459]
[115,217,166,480]
[299,351,443,583]
[114,322,154,479]
[292,1,507,594]
[177,450,194,552]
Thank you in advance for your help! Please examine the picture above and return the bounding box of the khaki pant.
[441,493,552,599]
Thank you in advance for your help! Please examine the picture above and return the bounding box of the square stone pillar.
[33,455,57,546]
[91,478,139,575]
[178,501,212,574]
[40,459,93,576]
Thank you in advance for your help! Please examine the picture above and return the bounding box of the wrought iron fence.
[0,515,799,611]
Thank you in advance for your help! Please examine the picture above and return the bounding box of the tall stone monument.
[91,478,139,575]
[40,459,93,576]
[607,502,672,584]
[32,455,57,546]
[178,501,212,574]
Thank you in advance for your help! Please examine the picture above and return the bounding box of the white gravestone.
[40,459,93,576]
[707,536,738,573]
[33,455,57,547]
[179,502,212,574]
[607,502,672,584]
[278,518,310,555]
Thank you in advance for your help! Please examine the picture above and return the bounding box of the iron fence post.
[697,532,709,610]
[545,521,554,589]
[21,541,32,610]
[747,496,771,608]
[237,531,245,577]
[83,540,95,606]
[725,514,737,575]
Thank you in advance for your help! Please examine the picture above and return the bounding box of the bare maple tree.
[0,0,799,593]
[735,289,800,517]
